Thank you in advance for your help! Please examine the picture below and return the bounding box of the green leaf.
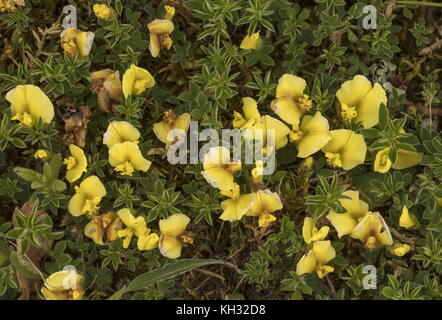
[126,259,239,292]
[107,286,127,300]
[9,251,41,280]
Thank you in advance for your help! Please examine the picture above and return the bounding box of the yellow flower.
[122,64,155,98]
[153,110,191,145]
[373,147,392,173]
[220,184,255,222]
[68,175,107,217]
[321,129,367,170]
[60,28,94,57]
[296,240,336,279]
[271,74,312,126]
[302,217,329,244]
[34,149,52,160]
[108,141,151,176]
[327,190,369,238]
[351,211,393,248]
[64,144,87,183]
[148,13,174,57]
[240,31,261,50]
[84,212,121,245]
[41,269,84,300]
[246,189,283,227]
[7,85,54,127]
[399,205,419,229]
[164,5,175,20]
[232,97,261,130]
[159,214,192,259]
[103,121,140,148]
[290,111,331,158]
[117,208,159,250]
[374,147,423,173]
[390,243,411,257]
[201,146,241,191]
[336,75,387,128]
[90,69,123,113]
[251,160,264,185]
[93,4,114,20]
[245,115,291,151]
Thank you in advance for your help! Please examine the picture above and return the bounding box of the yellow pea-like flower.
[108,141,152,176]
[336,75,387,128]
[220,184,255,222]
[60,28,94,57]
[103,121,140,148]
[302,217,329,244]
[373,147,392,173]
[7,84,54,127]
[246,189,283,227]
[390,243,411,257]
[296,240,336,279]
[153,110,191,145]
[148,7,175,57]
[232,97,261,130]
[327,190,369,238]
[41,269,84,300]
[201,146,241,191]
[117,208,159,250]
[122,64,155,98]
[93,3,114,20]
[321,129,367,170]
[64,144,87,183]
[290,111,331,158]
[374,147,423,173]
[240,31,261,50]
[84,212,121,246]
[351,211,393,248]
[271,74,312,126]
[159,214,192,259]
[68,175,107,217]
[399,205,419,229]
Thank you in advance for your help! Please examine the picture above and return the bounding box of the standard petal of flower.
[392,150,423,170]
[276,74,306,99]
[159,214,190,237]
[327,212,357,238]
[68,192,86,217]
[339,190,369,218]
[103,121,140,148]
[312,240,336,265]
[340,131,367,170]
[356,83,387,128]
[336,75,372,108]
[296,251,317,276]
[79,175,107,199]
[6,85,27,115]
[148,19,174,34]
